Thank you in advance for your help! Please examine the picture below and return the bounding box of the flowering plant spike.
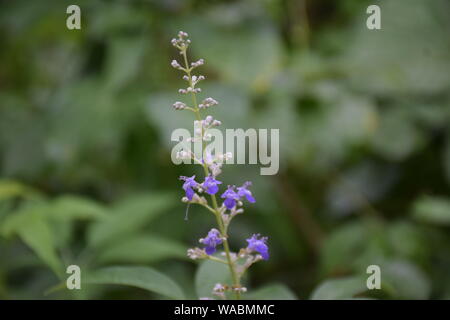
[170,31,268,299]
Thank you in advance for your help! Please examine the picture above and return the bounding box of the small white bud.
[171,60,182,69]
[173,101,187,110]
[205,115,213,124]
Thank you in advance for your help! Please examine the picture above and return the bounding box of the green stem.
[207,255,228,265]
[181,47,241,299]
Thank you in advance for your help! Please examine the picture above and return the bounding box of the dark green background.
[0,0,449,299]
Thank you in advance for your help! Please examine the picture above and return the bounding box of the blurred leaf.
[1,206,63,277]
[341,0,450,95]
[387,221,428,262]
[87,193,174,247]
[50,195,107,221]
[320,222,367,274]
[48,195,106,249]
[96,234,186,264]
[310,276,367,300]
[412,196,450,225]
[370,108,424,161]
[326,163,397,216]
[0,180,38,201]
[381,260,430,299]
[86,266,185,300]
[244,283,297,300]
[104,36,146,90]
[195,259,231,299]
[180,17,282,91]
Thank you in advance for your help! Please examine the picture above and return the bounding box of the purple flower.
[246,234,269,260]
[179,175,198,201]
[199,228,223,255]
[237,182,256,203]
[202,175,222,195]
[221,186,240,209]
[202,152,213,165]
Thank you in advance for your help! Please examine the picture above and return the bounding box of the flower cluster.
[170,31,269,300]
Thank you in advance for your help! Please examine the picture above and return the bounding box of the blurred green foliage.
[0,0,449,299]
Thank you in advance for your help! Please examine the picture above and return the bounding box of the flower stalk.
[171,31,269,300]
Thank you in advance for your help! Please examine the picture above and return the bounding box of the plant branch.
[181,47,242,299]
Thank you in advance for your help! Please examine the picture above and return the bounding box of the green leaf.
[48,196,107,249]
[50,195,107,221]
[310,276,367,300]
[104,36,146,90]
[320,222,367,275]
[85,266,185,300]
[381,260,430,299]
[0,180,38,201]
[387,221,428,262]
[195,259,231,299]
[87,193,174,247]
[370,108,424,161]
[180,18,282,91]
[244,284,297,300]
[1,206,63,277]
[341,0,450,95]
[96,234,186,264]
[412,196,450,225]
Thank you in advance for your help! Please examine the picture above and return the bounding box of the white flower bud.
[171,60,182,69]
[173,101,187,110]
[205,115,213,124]
[201,97,218,108]
[187,248,207,260]
[191,58,205,68]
